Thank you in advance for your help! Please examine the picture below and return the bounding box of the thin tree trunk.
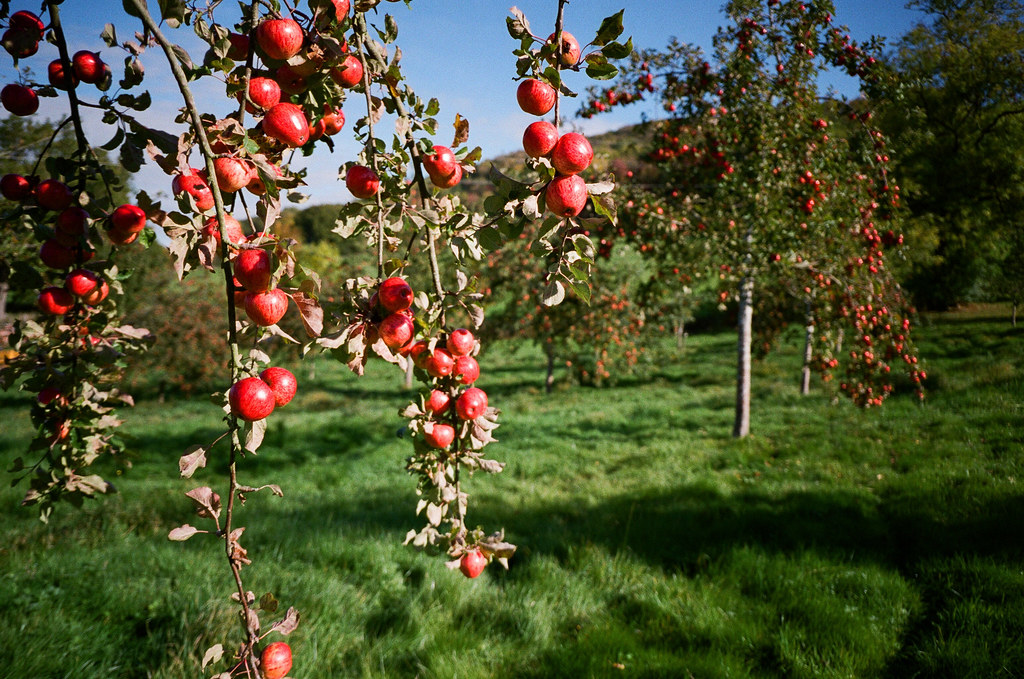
[0,280,8,325]
[675,316,687,351]
[801,299,814,395]
[733,274,754,438]
[545,346,555,394]
[1013,300,1018,327]
[404,354,414,389]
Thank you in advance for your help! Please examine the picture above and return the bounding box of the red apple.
[37,387,63,406]
[379,312,415,349]
[460,548,487,578]
[430,163,462,189]
[72,51,106,84]
[423,145,458,181]
[409,340,430,368]
[321,105,345,135]
[346,164,379,199]
[203,215,246,246]
[330,54,364,88]
[106,229,139,246]
[523,120,559,158]
[47,59,78,90]
[110,204,147,234]
[455,387,488,420]
[255,18,304,61]
[311,0,350,25]
[1,173,32,201]
[425,389,451,415]
[39,239,75,269]
[10,11,44,38]
[453,355,479,385]
[38,286,75,315]
[551,132,593,175]
[308,116,327,142]
[227,32,249,60]
[263,102,310,148]
[517,78,555,116]
[244,288,289,326]
[229,376,276,422]
[259,367,297,407]
[81,279,109,305]
[425,347,455,378]
[35,180,73,211]
[545,174,588,217]
[275,63,308,95]
[547,30,581,67]
[55,207,90,242]
[1,83,38,116]
[247,76,281,110]
[65,268,102,298]
[172,169,215,211]
[424,422,455,449]
[2,28,39,59]
[261,642,292,679]
[213,157,254,193]
[378,277,413,312]
[446,328,475,356]
[246,163,283,196]
[234,248,273,291]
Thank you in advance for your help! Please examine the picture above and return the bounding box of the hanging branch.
[123,0,259,669]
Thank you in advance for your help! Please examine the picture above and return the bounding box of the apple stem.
[552,0,569,131]
[352,12,387,279]
[233,1,262,127]
[28,116,74,179]
[44,1,90,185]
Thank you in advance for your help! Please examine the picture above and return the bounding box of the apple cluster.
[228,366,297,422]
[1,9,111,117]
[578,61,655,119]
[231,245,293,328]
[167,1,358,230]
[514,32,598,219]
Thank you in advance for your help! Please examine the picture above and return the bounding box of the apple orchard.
[0,0,922,677]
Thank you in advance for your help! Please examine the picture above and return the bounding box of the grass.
[0,304,1021,678]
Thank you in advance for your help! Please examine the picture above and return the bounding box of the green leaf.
[100,23,118,48]
[586,61,618,81]
[477,226,503,251]
[384,14,398,43]
[122,0,143,19]
[592,10,625,46]
[158,0,187,28]
[119,141,143,173]
[100,127,125,151]
[541,279,565,307]
[567,278,592,305]
[506,7,530,39]
[602,37,633,61]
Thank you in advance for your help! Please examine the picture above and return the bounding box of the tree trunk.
[675,316,687,351]
[733,275,754,438]
[1013,300,1018,327]
[801,299,814,396]
[404,354,414,389]
[544,345,555,394]
[0,280,8,325]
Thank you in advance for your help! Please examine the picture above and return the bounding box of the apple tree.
[580,0,924,437]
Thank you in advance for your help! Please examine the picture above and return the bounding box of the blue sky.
[17,0,926,207]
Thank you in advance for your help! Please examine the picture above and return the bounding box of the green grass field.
[1,305,1021,678]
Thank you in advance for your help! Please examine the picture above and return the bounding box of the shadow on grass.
[253,474,1024,677]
